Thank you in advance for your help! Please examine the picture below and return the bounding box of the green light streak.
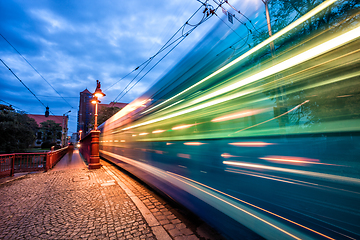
[141,0,339,115]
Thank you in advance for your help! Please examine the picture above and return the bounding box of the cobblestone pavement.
[0,152,223,240]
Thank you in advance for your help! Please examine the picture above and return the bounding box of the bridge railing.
[0,147,68,179]
[79,132,91,164]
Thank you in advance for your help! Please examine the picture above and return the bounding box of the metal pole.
[94,98,98,131]
[262,0,275,55]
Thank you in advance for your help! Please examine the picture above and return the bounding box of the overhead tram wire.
[0,99,27,113]
[0,34,75,109]
[107,4,207,100]
[0,59,55,116]
[109,1,216,105]
[223,0,261,34]
[115,2,220,103]
[115,33,191,102]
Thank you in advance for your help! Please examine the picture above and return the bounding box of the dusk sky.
[0,0,262,135]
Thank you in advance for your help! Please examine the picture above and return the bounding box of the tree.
[89,106,120,130]
[39,120,62,146]
[0,104,38,153]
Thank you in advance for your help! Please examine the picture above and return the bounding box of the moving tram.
[99,1,360,239]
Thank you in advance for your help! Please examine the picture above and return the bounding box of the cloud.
[0,0,257,134]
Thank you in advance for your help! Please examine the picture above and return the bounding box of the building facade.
[77,89,94,136]
[28,114,68,147]
[77,88,127,139]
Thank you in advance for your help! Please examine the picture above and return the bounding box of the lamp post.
[91,80,106,130]
[88,80,105,169]
[62,110,71,147]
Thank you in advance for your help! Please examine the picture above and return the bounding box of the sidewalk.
[0,150,221,240]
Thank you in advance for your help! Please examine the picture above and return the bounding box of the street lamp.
[91,80,106,131]
[79,130,83,141]
[88,80,105,170]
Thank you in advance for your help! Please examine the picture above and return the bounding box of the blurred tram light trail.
[165,171,335,240]
[229,142,275,147]
[152,129,166,133]
[172,124,195,130]
[221,153,242,158]
[211,108,267,122]
[260,156,342,166]
[223,161,360,185]
[183,142,207,146]
[177,153,191,159]
[231,100,310,135]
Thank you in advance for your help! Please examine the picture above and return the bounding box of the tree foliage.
[39,120,62,144]
[0,104,38,153]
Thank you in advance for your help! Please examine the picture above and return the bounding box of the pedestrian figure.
[68,143,74,164]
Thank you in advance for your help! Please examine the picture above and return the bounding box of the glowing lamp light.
[172,124,195,130]
[91,98,98,104]
[94,80,106,98]
[139,132,149,136]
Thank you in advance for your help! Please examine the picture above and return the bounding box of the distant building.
[77,89,93,136]
[28,114,68,147]
[77,88,127,138]
[70,133,78,144]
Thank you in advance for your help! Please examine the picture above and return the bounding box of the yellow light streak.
[139,0,339,114]
[193,25,360,104]
[123,23,360,132]
[152,129,166,134]
[172,124,195,130]
[212,108,267,122]
[139,132,148,136]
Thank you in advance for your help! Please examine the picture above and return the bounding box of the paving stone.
[0,152,222,240]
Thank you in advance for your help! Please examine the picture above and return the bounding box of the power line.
[0,99,27,113]
[0,33,75,109]
[0,58,55,115]
[109,1,216,105]
[223,0,260,33]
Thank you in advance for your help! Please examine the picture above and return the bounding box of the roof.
[28,114,67,128]
[81,89,92,94]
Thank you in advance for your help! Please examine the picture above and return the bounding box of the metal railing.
[79,132,92,164]
[0,147,68,179]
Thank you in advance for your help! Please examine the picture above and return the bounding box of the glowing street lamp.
[79,130,82,141]
[91,80,106,131]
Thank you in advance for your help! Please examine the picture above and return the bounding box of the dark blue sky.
[0,0,261,134]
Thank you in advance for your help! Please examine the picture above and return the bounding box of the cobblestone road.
[0,151,223,240]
